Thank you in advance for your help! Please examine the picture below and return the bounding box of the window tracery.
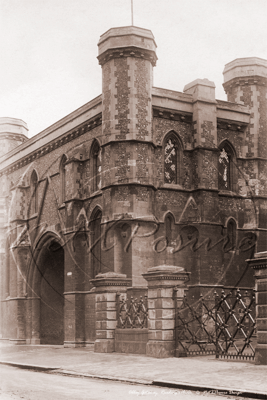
[218,142,235,191]
[163,133,181,184]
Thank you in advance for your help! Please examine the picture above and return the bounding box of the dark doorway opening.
[40,242,64,345]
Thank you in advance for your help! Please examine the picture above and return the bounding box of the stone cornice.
[251,263,267,269]
[216,99,250,115]
[152,87,192,103]
[0,114,102,178]
[223,75,267,93]
[0,95,102,168]
[217,119,247,132]
[247,254,267,270]
[153,108,192,124]
[0,132,28,143]
[90,272,132,288]
[97,45,157,67]
[144,275,188,281]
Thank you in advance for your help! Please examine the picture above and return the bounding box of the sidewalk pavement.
[0,343,266,399]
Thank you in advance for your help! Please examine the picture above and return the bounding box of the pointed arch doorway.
[31,234,65,345]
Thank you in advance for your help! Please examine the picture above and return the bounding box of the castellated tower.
[98,27,157,285]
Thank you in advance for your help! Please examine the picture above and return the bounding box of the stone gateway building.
[0,26,266,349]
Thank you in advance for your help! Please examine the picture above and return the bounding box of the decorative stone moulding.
[0,117,29,139]
[90,271,132,291]
[223,57,267,94]
[0,114,102,178]
[153,108,192,124]
[97,26,157,67]
[143,265,190,287]
[223,76,267,94]
[97,46,157,67]
[217,120,247,132]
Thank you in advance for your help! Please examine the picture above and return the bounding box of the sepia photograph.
[0,0,267,398]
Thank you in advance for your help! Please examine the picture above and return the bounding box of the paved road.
[0,365,248,400]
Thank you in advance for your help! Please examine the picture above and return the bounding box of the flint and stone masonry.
[0,25,266,351]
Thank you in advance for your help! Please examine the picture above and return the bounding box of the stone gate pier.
[247,251,267,365]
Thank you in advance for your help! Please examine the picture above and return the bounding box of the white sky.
[1,0,267,138]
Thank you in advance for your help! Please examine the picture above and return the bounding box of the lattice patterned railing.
[175,288,256,360]
[116,294,148,329]
[175,294,217,356]
[216,289,256,360]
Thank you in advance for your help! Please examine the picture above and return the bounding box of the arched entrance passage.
[30,233,65,345]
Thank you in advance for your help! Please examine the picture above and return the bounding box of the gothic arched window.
[91,141,101,193]
[218,142,235,191]
[163,132,181,184]
[90,208,102,278]
[60,155,67,204]
[30,170,38,214]
[165,213,175,246]
[227,218,237,251]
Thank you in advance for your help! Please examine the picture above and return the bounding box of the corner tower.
[98,26,157,143]
[223,58,267,158]
[0,118,28,159]
[97,27,157,286]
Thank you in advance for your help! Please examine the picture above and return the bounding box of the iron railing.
[175,293,217,356]
[116,294,148,329]
[216,289,256,360]
[175,288,256,360]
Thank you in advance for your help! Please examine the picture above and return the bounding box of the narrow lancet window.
[30,170,38,214]
[227,219,237,251]
[164,133,181,184]
[60,155,67,204]
[218,142,235,191]
[91,141,101,192]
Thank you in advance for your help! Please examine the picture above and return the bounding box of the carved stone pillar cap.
[255,251,267,258]
[95,272,127,279]
[183,79,216,102]
[142,265,190,287]
[246,252,267,270]
[147,265,184,274]
[90,271,131,290]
